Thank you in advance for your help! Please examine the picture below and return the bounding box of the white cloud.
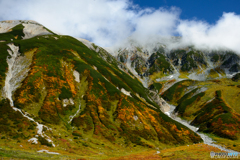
[176,12,240,53]
[0,0,240,54]
[130,7,180,46]
[0,0,179,47]
[0,0,136,46]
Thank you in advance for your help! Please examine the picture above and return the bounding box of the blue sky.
[132,0,240,24]
[0,0,240,53]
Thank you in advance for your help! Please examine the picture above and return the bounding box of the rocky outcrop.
[149,90,170,112]
[221,52,240,68]
[2,43,35,105]
[229,63,240,73]
[0,20,52,39]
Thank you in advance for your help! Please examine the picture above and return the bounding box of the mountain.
[116,44,240,84]
[1,20,240,159]
[114,40,240,152]
[160,78,240,152]
[0,20,204,159]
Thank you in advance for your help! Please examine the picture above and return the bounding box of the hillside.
[114,39,240,153]
[161,78,240,152]
[116,44,240,84]
[0,20,204,159]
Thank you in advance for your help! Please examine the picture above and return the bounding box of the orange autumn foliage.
[64,63,77,95]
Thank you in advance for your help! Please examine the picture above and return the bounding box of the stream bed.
[165,104,240,153]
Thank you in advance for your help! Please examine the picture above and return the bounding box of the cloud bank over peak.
[177,12,240,52]
[0,0,240,54]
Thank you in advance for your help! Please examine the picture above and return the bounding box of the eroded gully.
[164,104,239,153]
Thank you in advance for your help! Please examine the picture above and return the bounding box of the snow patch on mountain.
[28,138,38,144]
[37,149,60,155]
[2,43,55,147]
[3,44,37,106]
[69,104,81,123]
[93,66,97,70]
[194,87,208,96]
[3,43,20,106]
[165,104,240,153]
[156,71,181,82]
[12,105,55,147]
[73,70,80,82]
[62,98,74,107]
[121,88,131,97]
[133,115,138,121]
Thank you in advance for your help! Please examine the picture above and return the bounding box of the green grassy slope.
[162,78,240,151]
[0,22,202,158]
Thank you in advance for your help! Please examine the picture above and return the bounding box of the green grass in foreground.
[0,148,68,160]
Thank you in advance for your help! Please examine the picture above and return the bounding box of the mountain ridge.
[0,20,207,159]
[115,43,240,86]
[0,20,240,159]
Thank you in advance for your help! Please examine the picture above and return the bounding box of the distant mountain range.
[116,44,240,84]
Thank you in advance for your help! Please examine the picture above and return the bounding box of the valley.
[0,20,239,159]
[165,104,239,153]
